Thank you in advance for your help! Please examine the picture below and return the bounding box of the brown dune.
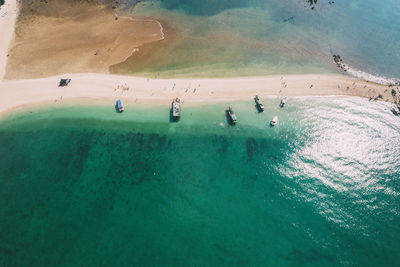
[5,0,164,79]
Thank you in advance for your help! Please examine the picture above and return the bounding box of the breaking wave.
[344,65,400,86]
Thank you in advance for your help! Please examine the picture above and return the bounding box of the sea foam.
[345,65,400,86]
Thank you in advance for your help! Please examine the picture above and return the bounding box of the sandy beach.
[0,0,395,116]
[0,72,392,115]
[0,0,16,80]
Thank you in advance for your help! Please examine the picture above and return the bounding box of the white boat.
[270,116,278,126]
[172,97,181,120]
[280,96,287,107]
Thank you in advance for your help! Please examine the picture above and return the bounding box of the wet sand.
[4,0,164,80]
[109,18,181,76]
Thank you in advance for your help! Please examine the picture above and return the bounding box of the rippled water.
[0,97,399,265]
[119,0,400,82]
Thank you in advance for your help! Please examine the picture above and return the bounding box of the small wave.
[333,56,400,85]
[345,66,400,86]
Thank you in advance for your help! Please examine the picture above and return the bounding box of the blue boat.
[116,99,124,113]
[226,106,237,124]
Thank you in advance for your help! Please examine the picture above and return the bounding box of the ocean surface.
[118,0,400,83]
[1,97,399,266]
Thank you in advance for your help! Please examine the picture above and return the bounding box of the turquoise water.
[121,0,400,82]
[1,97,400,266]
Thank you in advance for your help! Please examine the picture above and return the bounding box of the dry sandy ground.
[4,0,164,79]
[0,0,17,80]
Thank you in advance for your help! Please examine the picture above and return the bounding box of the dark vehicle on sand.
[59,79,71,87]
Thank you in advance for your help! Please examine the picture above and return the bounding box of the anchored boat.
[254,95,265,112]
[226,106,237,124]
[270,116,278,126]
[116,99,124,113]
[172,98,181,120]
[280,96,287,107]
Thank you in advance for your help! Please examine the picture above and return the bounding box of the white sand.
[0,0,392,116]
[0,73,390,115]
[0,0,17,81]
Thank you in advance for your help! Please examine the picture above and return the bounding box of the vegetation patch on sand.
[5,0,164,79]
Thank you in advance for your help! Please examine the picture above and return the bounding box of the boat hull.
[270,116,278,126]
[280,97,287,108]
[254,96,264,112]
[226,107,237,125]
[172,98,181,121]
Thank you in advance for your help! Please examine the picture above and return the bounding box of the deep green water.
[1,97,400,266]
[121,0,400,83]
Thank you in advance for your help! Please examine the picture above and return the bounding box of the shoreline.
[0,0,398,119]
[0,72,393,117]
[1,94,389,120]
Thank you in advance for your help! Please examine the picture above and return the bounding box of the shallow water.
[0,97,399,266]
[119,0,400,82]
